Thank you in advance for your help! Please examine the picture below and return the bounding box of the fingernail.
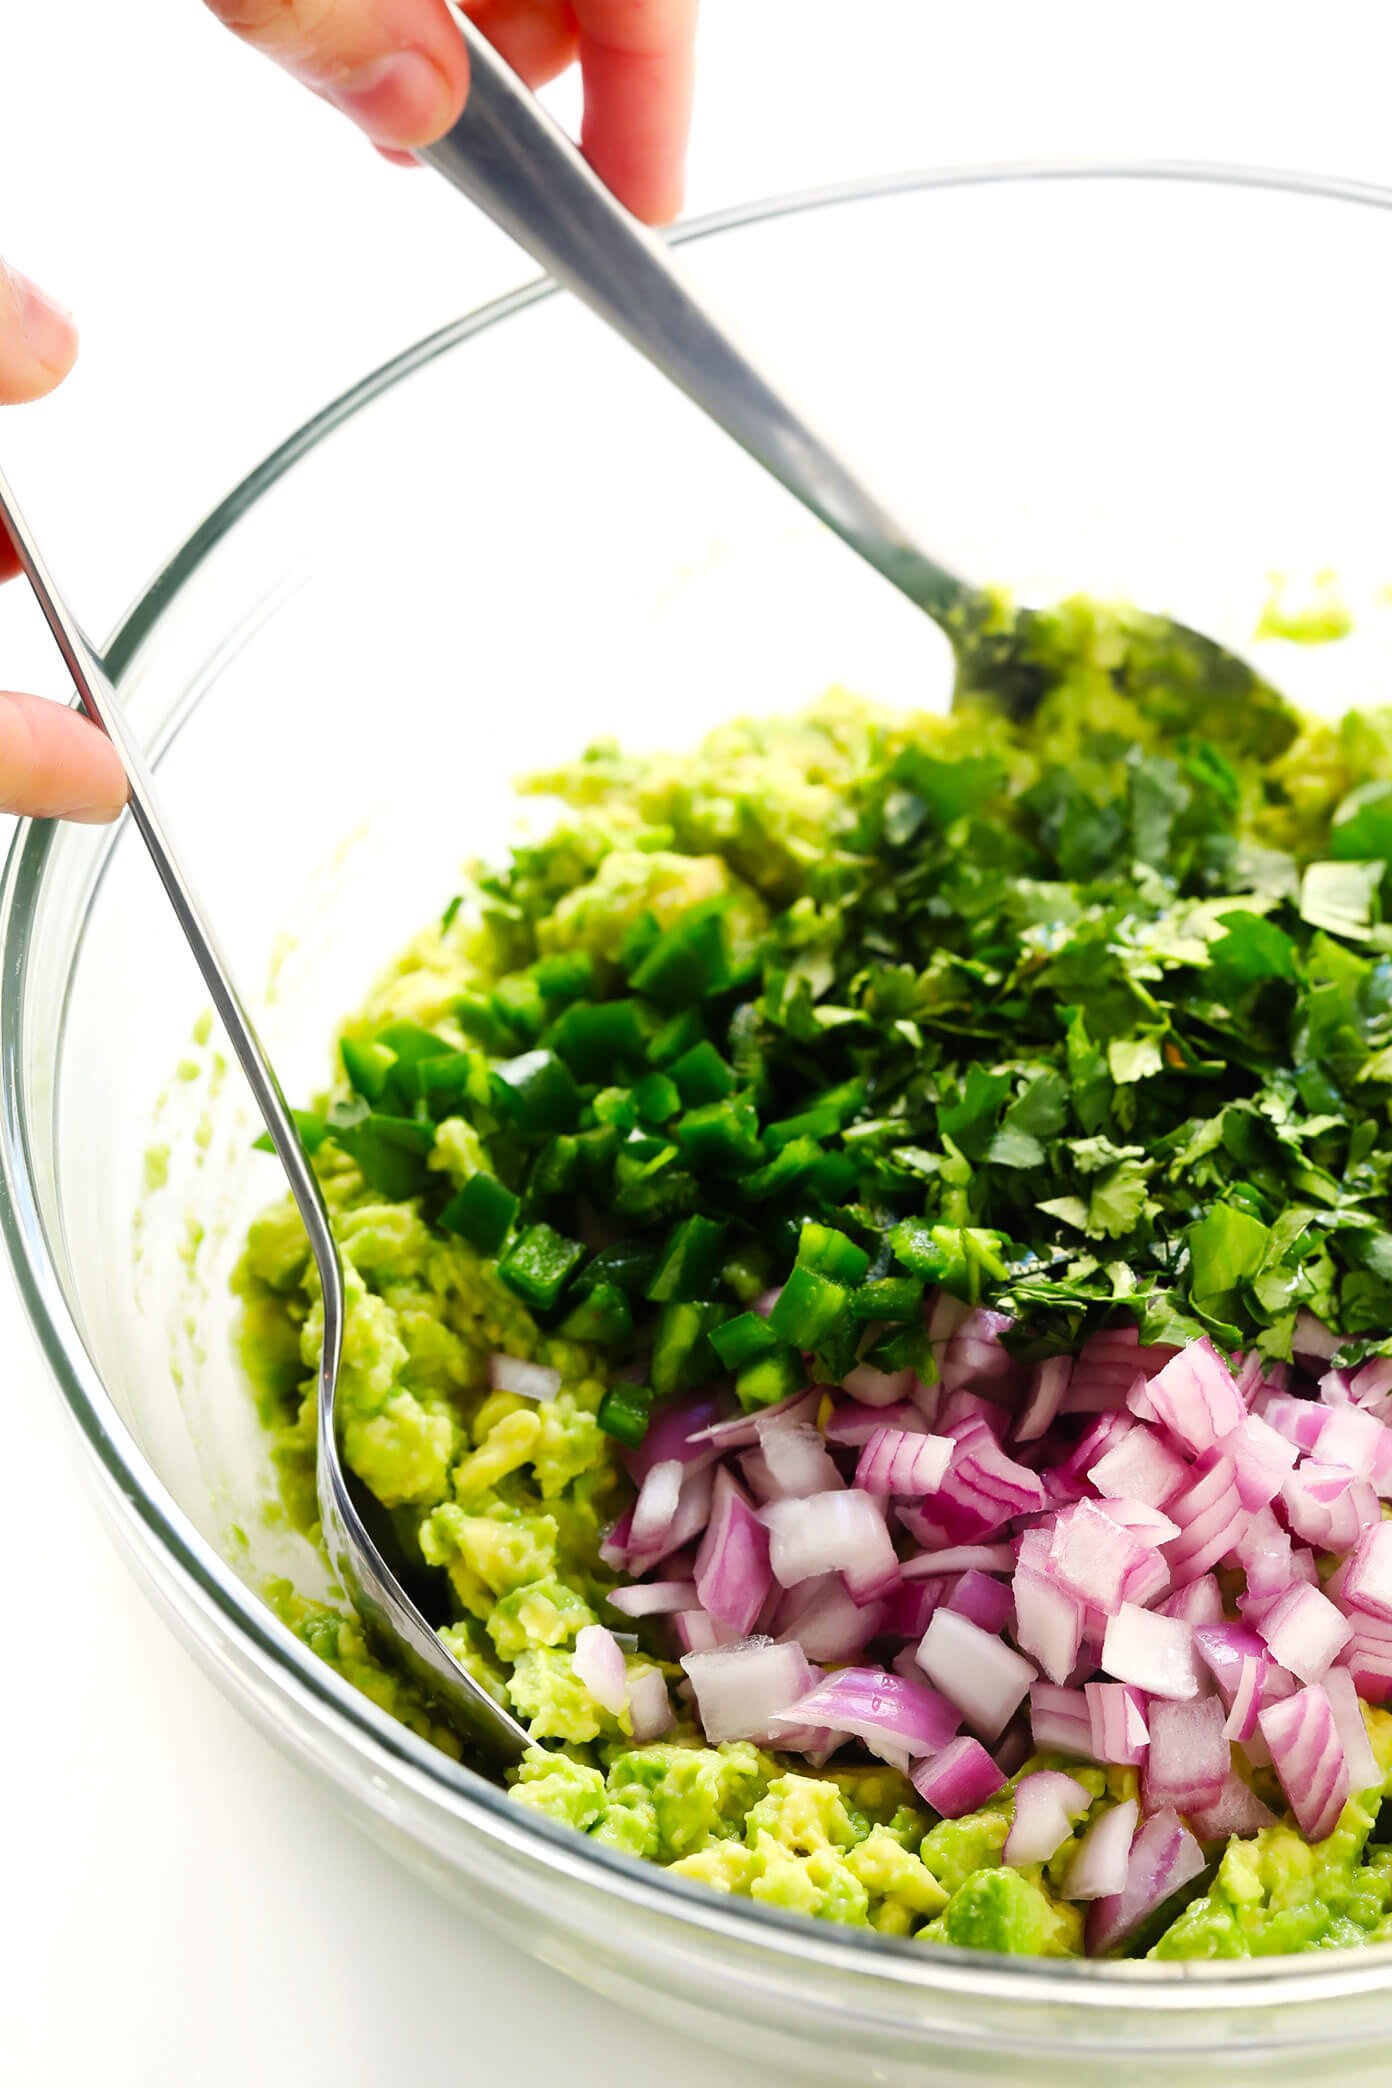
[327,50,453,148]
[66,802,125,825]
[4,263,78,374]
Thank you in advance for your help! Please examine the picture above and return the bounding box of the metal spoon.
[0,468,530,1764]
[423,18,1273,721]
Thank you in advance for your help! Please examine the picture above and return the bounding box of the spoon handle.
[0,463,348,1474]
[421,19,971,626]
[0,471,332,1236]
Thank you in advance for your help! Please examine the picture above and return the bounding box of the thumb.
[204,0,469,150]
[0,260,78,406]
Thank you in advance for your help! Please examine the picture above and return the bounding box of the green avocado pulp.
[237,595,1392,1957]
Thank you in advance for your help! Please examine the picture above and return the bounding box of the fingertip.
[0,692,128,822]
[0,261,79,404]
[328,45,466,150]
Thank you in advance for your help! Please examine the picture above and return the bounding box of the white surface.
[4,2,1392,2081]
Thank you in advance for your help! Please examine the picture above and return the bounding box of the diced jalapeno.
[497,1222,585,1311]
[734,1347,807,1412]
[438,1172,518,1255]
[646,1215,728,1304]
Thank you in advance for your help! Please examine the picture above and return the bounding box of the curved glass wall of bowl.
[5,170,1392,2079]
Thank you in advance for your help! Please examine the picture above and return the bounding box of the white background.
[4,3,1392,2081]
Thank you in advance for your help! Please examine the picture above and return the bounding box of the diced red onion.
[939,1306,1015,1394]
[623,1390,723,1484]
[1343,1521,1392,1623]
[1054,1410,1132,1483]
[1233,1351,1266,1406]
[1140,1337,1246,1456]
[599,1506,636,1573]
[1259,1683,1350,1841]
[686,1388,817,1451]
[945,1569,1014,1636]
[774,1665,960,1764]
[1015,1356,1073,1443]
[775,1574,883,1663]
[1086,1423,1189,1509]
[694,1469,771,1635]
[757,1417,844,1499]
[1162,1456,1245,1587]
[1064,1798,1138,1900]
[1086,1807,1206,1954]
[606,1579,698,1618]
[926,1289,973,1348]
[856,1426,954,1498]
[680,1636,816,1744]
[824,1400,925,1448]
[759,1487,899,1600]
[1158,1573,1224,1626]
[1084,1681,1149,1765]
[881,1578,946,1639]
[1315,1403,1385,1480]
[1193,1619,1267,1701]
[1344,1624,1392,1706]
[911,1736,1006,1817]
[940,1392,1010,1442]
[1064,1365,1146,1416]
[1227,1654,1279,1743]
[1260,1394,1328,1455]
[917,1608,1036,1740]
[625,1460,716,1576]
[1234,1505,1298,1601]
[1046,1500,1150,1615]
[1085,1328,1178,1379]
[1029,1682,1096,1759]
[1293,1309,1341,1362]
[903,1542,1016,1578]
[1013,1566,1085,1686]
[488,1353,561,1403]
[842,1361,916,1408]
[1003,1769,1092,1865]
[625,1665,674,1742]
[1101,1603,1201,1700]
[930,1435,1048,1543]
[908,1376,943,1425]
[629,1459,684,1555]
[573,1624,628,1715]
[1219,1412,1300,1512]
[737,1448,779,1504]
[1256,1581,1353,1684]
[1351,1355,1392,1409]
[1324,1667,1381,1792]
[672,1609,736,1655]
[1284,1460,1380,1551]
[1185,1768,1276,1841]
[1143,1694,1229,1811]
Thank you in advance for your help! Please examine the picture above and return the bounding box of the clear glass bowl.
[8,166,1392,2084]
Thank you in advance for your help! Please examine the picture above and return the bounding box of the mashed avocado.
[237,599,1392,1958]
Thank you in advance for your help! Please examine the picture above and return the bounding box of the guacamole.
[237,597,1392,1958]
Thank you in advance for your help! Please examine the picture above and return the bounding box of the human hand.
[205,0,698,224]
[0,264,128,823]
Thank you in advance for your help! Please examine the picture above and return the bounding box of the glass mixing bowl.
[8,166,1392,2084]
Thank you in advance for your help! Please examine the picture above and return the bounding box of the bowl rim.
[9,158,1392,2008]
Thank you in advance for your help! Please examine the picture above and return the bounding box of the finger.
[0,691,127,822]
[0,259,78,405]
[574,0,697,224]
[463,0,578,87]
[203,0,469,150]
